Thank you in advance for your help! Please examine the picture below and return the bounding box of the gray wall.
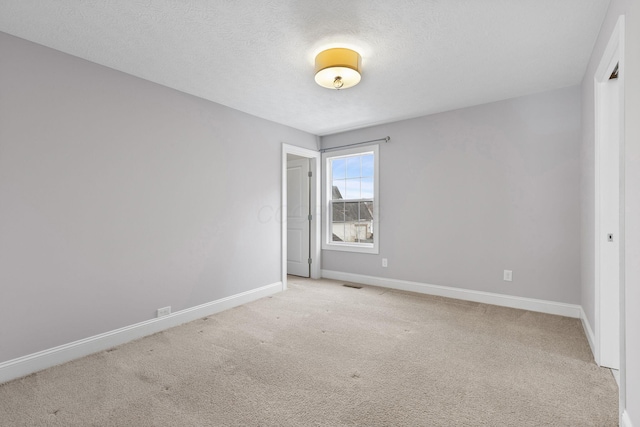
[0,32,317,363]
[321,86,582,304]
[580,0,640,422]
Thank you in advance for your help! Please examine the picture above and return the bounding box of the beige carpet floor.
[0,277,618,426]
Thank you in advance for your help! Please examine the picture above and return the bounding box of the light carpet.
[0,277,618,426]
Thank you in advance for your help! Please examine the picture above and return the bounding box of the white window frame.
[322,144,379,254]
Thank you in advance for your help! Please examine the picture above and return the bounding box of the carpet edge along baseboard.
[0,282,282,385]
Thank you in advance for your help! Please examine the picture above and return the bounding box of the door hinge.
[308,214,312,221]
[308,171,312,177]
[308,258,312,264]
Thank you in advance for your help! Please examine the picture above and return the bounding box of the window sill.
[322,242,379,254]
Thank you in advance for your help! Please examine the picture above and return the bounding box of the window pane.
[361,177,374,199]
[343,201,359,223]
[345,178,361,199]
[359,201,373,221]
[332,223,345,242]
[361,201,374,243]
[331,158,346,180]
[346,156,361,178]
[340,201,359,243]
[332,201,345,222]
[332,201,374,243]
[332,180,346,200]
[361,154,374,177]
[332,200,345,241]
[342,228,356,242]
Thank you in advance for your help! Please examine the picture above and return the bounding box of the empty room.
[1,1,639,426]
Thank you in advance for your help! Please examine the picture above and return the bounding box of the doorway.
[594,16,624,371]
[287,156,311,277]
[282,144,321,289]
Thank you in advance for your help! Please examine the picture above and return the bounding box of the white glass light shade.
[314,48,362,89]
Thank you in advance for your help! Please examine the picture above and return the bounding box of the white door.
[287,158,310,277]
[597,74,621,369]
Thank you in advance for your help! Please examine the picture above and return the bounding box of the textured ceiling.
[0,1,610,135]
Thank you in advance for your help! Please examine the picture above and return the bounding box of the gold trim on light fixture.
[314,48,362,89]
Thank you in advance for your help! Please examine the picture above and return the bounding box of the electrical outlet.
[503,270,513,282]
[157,306,171,317]
[382,258,388,268]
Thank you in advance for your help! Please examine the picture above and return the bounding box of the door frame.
[594,15,625,372]
[282,143,321,290]
[286,157,311,278]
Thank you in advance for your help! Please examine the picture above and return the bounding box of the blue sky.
[331,153,374,200]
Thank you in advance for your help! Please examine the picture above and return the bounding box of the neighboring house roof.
[332,186,343,200]
[332,186,373,222]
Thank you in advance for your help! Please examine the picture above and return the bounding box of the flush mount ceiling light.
[314,48,362,90]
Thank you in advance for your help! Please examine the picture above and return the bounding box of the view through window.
[330,153,374,243]
[324,145,378,254]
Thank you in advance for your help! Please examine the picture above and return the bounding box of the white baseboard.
[321,270,581,318]
[0,281,282,385]
[580,306,597,359]
[622,410,634,427]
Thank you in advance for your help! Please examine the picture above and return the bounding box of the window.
[322,145,379,254]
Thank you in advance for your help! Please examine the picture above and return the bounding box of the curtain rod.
[319,136,390,153]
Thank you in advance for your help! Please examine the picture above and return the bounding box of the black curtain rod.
[319,136,390,153]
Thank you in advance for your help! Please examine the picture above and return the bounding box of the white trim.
[0,282,281,385]
[621,410,633,427]
[581,306,597,359]
[594,16,625,80]
[593,14,625,370]
[321,270,582,318]
[282,143,322,289]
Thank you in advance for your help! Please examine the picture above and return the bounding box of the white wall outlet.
[157,306,171,317]
[382,258,388,268]
[503,270,513,282]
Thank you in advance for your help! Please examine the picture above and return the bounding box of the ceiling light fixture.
[314,48,362,90]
